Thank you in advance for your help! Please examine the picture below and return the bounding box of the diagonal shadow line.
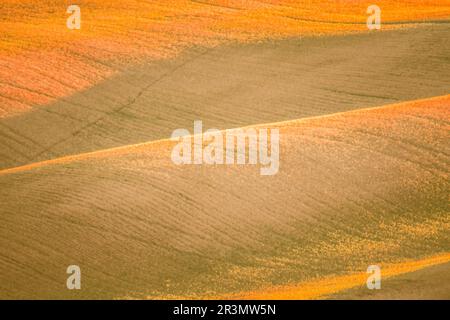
[29,47,214,162]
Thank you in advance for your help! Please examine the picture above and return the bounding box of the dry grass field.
[1,0,450,117]
[1,96,449,299]
[0,1,449,299]
[328,261,450,300]
[1,25,450,170]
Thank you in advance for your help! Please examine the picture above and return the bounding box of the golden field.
[0,1,449,299]
[1,95,449,299]
[1,0,450,117]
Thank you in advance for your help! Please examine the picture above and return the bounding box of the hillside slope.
[1,25,450,169]
[1,95,449,299]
